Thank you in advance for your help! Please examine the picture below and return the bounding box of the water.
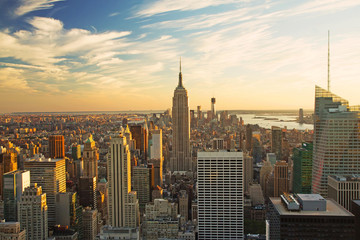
[236,114,313,130]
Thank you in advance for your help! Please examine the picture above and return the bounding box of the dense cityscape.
[2,0,360,239]
[2,63,360,239]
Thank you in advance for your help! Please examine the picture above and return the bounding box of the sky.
[1,0,360,113]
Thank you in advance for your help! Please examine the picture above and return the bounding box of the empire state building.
[170,61,191,172]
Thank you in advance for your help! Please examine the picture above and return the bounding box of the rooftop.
[297,194,325,202]
[329,175,360,182]
[270,197,353,217]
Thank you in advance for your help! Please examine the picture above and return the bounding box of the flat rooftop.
[270,198,353,217]
[297,194,325,201]
[329,175,360,182]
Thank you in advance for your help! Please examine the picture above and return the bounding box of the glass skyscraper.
[312,86,360,197]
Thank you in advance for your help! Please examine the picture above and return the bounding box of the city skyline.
[1,0,360,113]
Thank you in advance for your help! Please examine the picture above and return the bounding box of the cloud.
[15,0,64,16]
[135,0,241,17]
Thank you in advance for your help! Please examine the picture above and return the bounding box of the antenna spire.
[178,57,183,87]
[328,30,330,92]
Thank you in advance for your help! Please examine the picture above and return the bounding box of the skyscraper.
[274,161,289,197]
[108,135,139,228]
[211,97,216,120]
[197,151,244,240]
[18,184,48,240]
[3,170,30,222]
[312,86,360,197]
[49,135,65,159]
[24,155,66,226]
[170,61,191,172]
[292,142,313,194]
[83,135,99,181]
[271,126,282,160]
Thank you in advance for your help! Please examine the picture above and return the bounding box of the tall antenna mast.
[328,30,330,92]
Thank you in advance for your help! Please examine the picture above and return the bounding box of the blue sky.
[1,0,360,113]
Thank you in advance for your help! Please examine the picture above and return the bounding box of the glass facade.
[312,86,360,197]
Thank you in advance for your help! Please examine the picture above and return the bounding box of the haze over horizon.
[1,0,360,113]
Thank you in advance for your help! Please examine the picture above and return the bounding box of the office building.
[148,158,163,187]
[3,170,30,222]
[274,161,289,197]
[351,200,360,239]
[0,143,18,199]
[178,190,189,224]
[245,125,252,152]
[143,199,179,240]
[292,142,313,194]
[55,192,82,235]
[83,207,98,240]
[260,160,273,197]
[24,155,66,226]
[312,86,360,197]
[108,135,139,228]
[328,175,360,211]
[132,165,153,213]
[271,126,282,160]
[71,144,81,160]
[266,153,277,166]
[49,135,65,159]
[79,176,97,209]
[98,226,139,240]
[244,155,253,193]
[211,97,216,120]
[18,184,48,240]
[197,106,202,120]
[212,138,224,150]
[149,129,162,160]
[130,124,148,160]
[197,151,244,240]
[0,222,26,240]
[268,193,355,239]
[83,135,99,181]
[299,108,304,123]
[170,61,191,172]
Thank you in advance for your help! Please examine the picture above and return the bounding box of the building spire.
[178,57,183,87]
[328,30,330,92]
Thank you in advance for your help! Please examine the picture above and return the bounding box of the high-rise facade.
[0,143,18,199]
[49,135,65,159]
[292,142,313,194]
[268,194,355,239]
[24,155,66,226]
[3,170,30,222]
[271,126,282,160]
[312,86,360,197]
[211,97,216,120]
[83,135,99,181]
[107,135,139,228]
[170,62,191,172]
[132,165,153,213]
[18,184,48,240]
[0,222,26,240]
[328,175,360,211]
[197,151,244,240]
[274,161,289,197]
[149,129,162,160]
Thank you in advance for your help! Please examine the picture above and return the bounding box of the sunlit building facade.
[312,86,360,197]
[197,151,244,240]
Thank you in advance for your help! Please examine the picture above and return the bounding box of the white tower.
[197,151,244,239]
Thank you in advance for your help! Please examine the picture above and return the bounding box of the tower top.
[328,30,330,92]
[177,57,184,89]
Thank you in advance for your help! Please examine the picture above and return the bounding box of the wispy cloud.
[15,0,64,16]
[134,0,242,17]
